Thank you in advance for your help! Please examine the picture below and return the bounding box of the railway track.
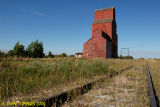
[36,66,132,107]
[63,64,149,107]
[147,64,159,107]
[34,64,159,107]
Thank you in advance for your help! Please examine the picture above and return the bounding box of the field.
[0,58,159,106]
[0,58,133,101]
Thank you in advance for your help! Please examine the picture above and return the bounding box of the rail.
[147,64,159,107]
[35,66,132,107]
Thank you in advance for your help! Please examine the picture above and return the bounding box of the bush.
[48,51,55,58]
[0,51,7,57]
[69,55,75,57]
[61,53,67,57]
[54,53,67,58]
[119,56,133,59]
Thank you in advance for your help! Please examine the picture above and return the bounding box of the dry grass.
[63,60,149,107]
[0,57,133,102]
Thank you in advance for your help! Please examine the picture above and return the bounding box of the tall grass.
[0,58,133,101]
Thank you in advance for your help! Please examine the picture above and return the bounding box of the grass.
[123,60,149,106]
[0,57,133,101]
[147,59,160,106]
[62,60,149,107]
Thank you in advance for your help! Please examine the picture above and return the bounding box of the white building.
[75,52,83,58]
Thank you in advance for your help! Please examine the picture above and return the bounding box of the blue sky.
[0,0,160,58]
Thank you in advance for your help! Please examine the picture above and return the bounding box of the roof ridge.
[95,7,115,12]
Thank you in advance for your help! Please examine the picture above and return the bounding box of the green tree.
[26,40,44,58]
[48,51,55,58]
[8,50,14,56]
[13,41,25,57]
[0,50,7,57]
[26,42,34,57]
[61,53,67,57]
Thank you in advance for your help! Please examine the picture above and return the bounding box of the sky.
[0,0,160,58]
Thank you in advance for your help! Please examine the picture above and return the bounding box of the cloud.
[33,11,46,16]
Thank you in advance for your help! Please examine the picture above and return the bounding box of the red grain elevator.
[83,7,118,59]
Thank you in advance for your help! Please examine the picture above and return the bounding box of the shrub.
[48,51,55,58]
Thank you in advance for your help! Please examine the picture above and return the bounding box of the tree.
[0,50,7,57]
[12,41,25,57]
[26,40,44,58]
[61,53,67,57]
[26,42,34,57]
[48,51,55,58]
[69,55,74,57]
[8,50,14,56]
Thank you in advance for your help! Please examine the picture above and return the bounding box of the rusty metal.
[147,64,158,107]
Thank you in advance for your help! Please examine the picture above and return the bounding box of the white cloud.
[33,11,46,16]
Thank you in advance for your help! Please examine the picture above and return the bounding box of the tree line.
[8,40,44,58]
[0,40,72,58]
